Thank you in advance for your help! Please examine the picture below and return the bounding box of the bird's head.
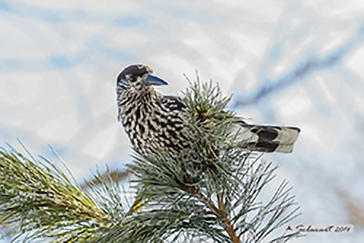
[116,64,168,93]
[116,64,168,120]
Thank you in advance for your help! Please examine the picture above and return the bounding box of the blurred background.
[1,0,364,242]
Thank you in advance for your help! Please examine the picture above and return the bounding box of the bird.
[116,64,300,156]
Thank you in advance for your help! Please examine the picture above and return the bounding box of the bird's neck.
[117,85,159,120]
[134,85,158,104]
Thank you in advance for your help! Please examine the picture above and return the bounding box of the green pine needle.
[0,148,127,242]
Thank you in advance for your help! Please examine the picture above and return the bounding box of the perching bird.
[116,64,300,155]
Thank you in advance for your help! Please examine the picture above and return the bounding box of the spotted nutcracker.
[116,64,300,156]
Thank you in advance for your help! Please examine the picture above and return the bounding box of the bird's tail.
[239,123,301,153]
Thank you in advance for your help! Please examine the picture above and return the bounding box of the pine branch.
[0,148,128,242]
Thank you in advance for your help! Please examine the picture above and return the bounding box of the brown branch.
[189,186,240,243]
[189,186,219,214]
[218,193,240,243]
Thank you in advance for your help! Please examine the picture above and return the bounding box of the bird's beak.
[146,74,168,86]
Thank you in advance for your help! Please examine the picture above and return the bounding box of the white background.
[1,0,364,242]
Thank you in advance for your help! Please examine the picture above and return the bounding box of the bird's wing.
[160,95,186,111]
[159,95,300,153]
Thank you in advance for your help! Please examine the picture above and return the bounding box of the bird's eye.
[126,72,148,83]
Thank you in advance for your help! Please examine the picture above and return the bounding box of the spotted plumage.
[116,64,300,155]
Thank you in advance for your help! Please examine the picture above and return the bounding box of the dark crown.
[117,64,153,83]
